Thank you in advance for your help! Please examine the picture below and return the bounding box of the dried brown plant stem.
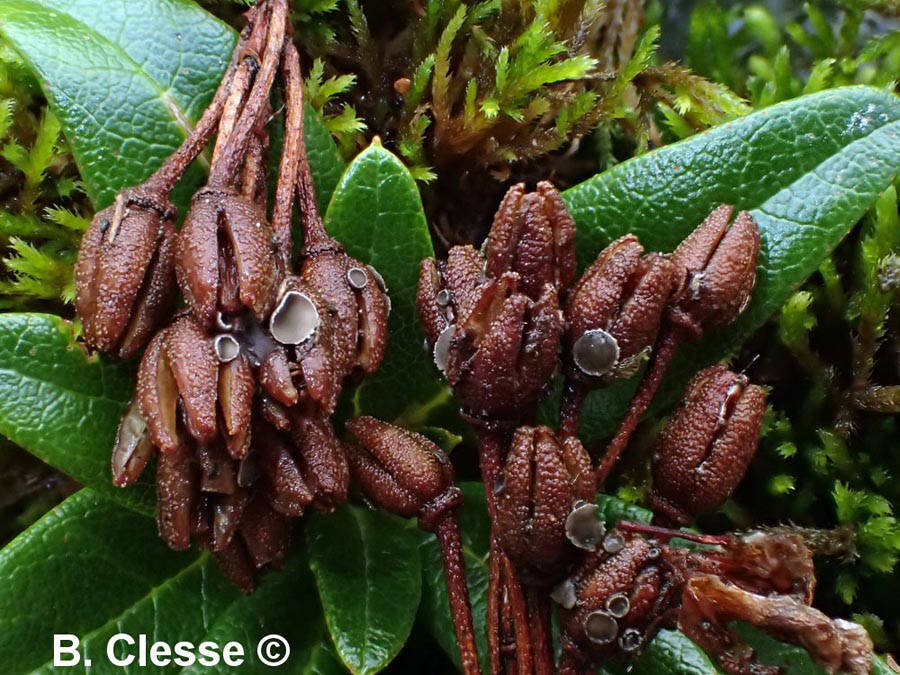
[144,5,261,194]
[475,427,535,675]
[595,323,680,486]
[527,588,554,675]
[271,40,305,270]
[209,0,287,189]
[211,4,269,166]
[559,382,587,439]
[239,109,270,203]
[295,86,332,254]
[430,515,482,675]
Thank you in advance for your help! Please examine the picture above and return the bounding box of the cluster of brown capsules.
[344,186,872,675]
[75,0,389,592]
[72,2,876,672]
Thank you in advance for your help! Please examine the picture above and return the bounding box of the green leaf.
[305,102,346,215]
[631,629,723,675]
[0,0,235,210]
[0,488,340,675]
[596,493,653,526]
[418,482,491,673]
[323,139,444,424]
[0,313,149,513]
[562,86,900,444]
[306,503,422,675]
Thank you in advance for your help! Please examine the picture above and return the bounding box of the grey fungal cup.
[573,328,620,377]
[584,611,618,644]
[215,334,240,363]
[565,501,606,550]
[347,267,369,289]
[270,290,320,345]
[433,324,457,373]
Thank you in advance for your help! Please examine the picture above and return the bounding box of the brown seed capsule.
[345,416,456,520]
[484,181,577,301]
[75,185,178,358]
[650,365,767,525]
[565,235,674,382]
[137,315,219,452]
[670,205,760,336]
[556,531,664,663]
[270,253,389,415]
[175,186,280,327]
[418,261,563,420]
[593,207,761,485]
[495,426,596,582]
[290,410,349,512]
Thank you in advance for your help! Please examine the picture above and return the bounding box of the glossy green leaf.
[0,313,150,513]
[596,493,653,526]
[0,488,338,674]
[631,629,722,675]
[418,482,491,674]
[0,0,344,214]
[561,86,900,444]
[306,503,422,675]
[0,0,235,209]
[305,103,346,215]
[324,139,445,424]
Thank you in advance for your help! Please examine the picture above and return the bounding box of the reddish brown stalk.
[559,382,586,439]
[271,40,305,270]
[527,587,554,675]
[295,95,331,252]
[476,427,536,675]
[210,4,268,167]
[617,520,733,547]
[595,324,680,486]
[434,516,482,675]
[209,0,287,188]
[239,110,270,203]
[145,6,260,194]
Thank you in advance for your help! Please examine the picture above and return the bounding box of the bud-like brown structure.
[670,205,760,337]
[565,235,674,383]
[175,186,280,328]
[650,365,767,525]
[263,258,389,416]
[484,181,577,302]
[137,314,219,453]
[495,426,596,582]
[556,530,663,664]
[74,185,178,358]
[346,416,458,524]
[418,252,562,420]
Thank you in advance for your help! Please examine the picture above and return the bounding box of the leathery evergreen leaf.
[0,0,235,210]
[0,313,149,513]
[562,86,900,444]
[306,502,422,675]
[0,488,339,675]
